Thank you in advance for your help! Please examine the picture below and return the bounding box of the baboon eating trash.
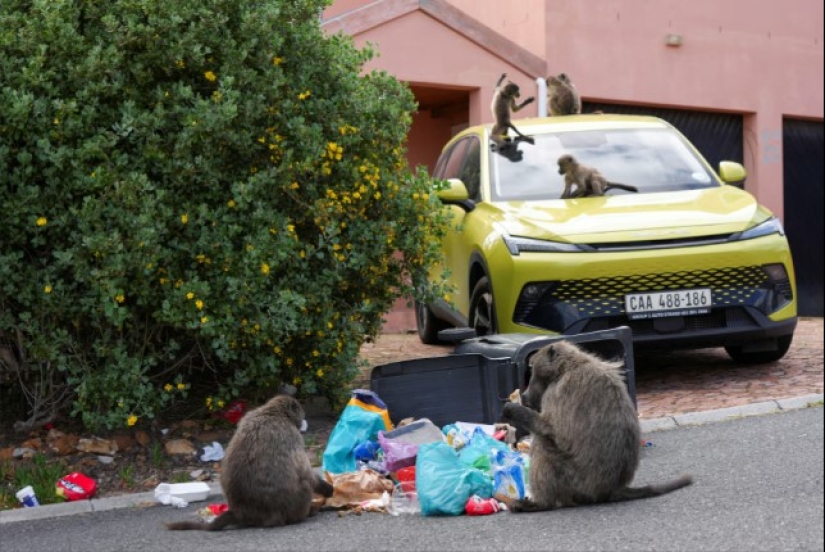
[500,341,693,512]
[166,394,333,531]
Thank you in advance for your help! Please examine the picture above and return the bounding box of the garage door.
[783,119,824,316]
[582,102,744,172]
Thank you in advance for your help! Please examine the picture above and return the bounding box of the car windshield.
[488,128,718,201]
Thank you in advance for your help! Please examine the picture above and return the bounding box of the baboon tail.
[608,474,693,503]
[314,474,334,498]
[605,182,638,193]
[165,510,239,531]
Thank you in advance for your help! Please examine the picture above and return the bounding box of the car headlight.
[730,217,785,242]
[502,235,589,255]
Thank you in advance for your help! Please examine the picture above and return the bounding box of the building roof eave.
[321,0,547,78]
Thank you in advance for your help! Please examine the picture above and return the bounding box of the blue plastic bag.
[322,390,393,474]
[416,442,493,516]
[457,427,510,473]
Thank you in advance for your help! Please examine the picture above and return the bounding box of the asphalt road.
[1,406,822,552]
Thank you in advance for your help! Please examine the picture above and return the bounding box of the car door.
[437,135,482,317]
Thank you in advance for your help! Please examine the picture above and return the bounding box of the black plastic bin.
[369,326,635,428]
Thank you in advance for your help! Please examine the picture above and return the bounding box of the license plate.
[624,288,712,320]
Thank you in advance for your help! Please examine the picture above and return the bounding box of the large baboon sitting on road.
[166,394,333,531]
[500,341,692,512]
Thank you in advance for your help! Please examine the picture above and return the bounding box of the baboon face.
[558,154,574,175]
[522,343,563,411]
[503,82,520,98]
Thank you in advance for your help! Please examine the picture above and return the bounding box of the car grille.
[513,265,792,334]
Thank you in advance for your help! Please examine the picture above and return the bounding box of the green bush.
[0,0,450,430]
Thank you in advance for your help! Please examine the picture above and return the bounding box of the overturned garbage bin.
[369,327,636,428]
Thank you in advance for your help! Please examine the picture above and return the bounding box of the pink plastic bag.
[378,431,419,472]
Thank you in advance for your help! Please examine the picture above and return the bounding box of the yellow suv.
[417,115,798,364]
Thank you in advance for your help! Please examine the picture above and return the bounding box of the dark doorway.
[783,119,824,317]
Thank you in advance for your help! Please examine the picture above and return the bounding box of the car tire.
[469,276,498,336]
[724,334,794,364]
[415,301,448,345]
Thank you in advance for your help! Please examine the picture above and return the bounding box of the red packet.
[56,472,97,501]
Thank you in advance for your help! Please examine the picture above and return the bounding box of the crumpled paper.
[323,468,395,509]
[200,441,225,462]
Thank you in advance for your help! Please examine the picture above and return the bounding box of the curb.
[2,395,822,525]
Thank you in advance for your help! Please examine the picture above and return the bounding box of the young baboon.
[491,73,535,147]
[546,73,582,116]
[500,341,692,512]
[165,394,333,531]
[557,153,639,198]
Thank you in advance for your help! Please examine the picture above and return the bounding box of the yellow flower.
[298,90,311,100]
[186,292,194,300]
[115,294,125,304]
[201,316,209,324]
[177,382,185,390]
[36,217,48,227]
[217,399,225,408]
[181,213,188,224]
[176,60,185,68]
[316,369,324,378]
[44,285,52,294]
[195,299,204,310]
[286,224,295,233]
[260,263,270,275]
[127,415,138,427]
[164,383,173,392]
[204,70,217,82]
[290,182,299,190]
[206,397,213,406]
[227,199,236,208]
[273,56,284,65]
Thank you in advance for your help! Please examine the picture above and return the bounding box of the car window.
[489,128,717,201]
[458,137,482,201]
[437,139,470,180]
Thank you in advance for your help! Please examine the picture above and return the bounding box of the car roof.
[450,114,674,146]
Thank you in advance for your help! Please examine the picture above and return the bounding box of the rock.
[164,439,197,456]
[77,437,119,456]
[113,434,136,452]
[0,447,16,461]
[50,434,80,456]
[13,447,36,459]
[135,430,151,447]
[21,437,42,450]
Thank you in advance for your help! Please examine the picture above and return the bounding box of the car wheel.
[469,276,498,336]
[415,301,448,345]
[724,334,794,364]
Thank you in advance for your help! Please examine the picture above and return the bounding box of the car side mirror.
[718,161,747,188]
[437,178,475,212]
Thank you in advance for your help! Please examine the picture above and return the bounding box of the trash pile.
[319,389,532,517]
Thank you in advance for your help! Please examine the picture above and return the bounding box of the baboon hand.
[500,401,519,423]
[522,96,535,105]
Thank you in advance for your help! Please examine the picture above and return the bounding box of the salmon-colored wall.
[445,0,546,58]
[353,11,540,125]
[323,0,374,20]
[544,0,824,220]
